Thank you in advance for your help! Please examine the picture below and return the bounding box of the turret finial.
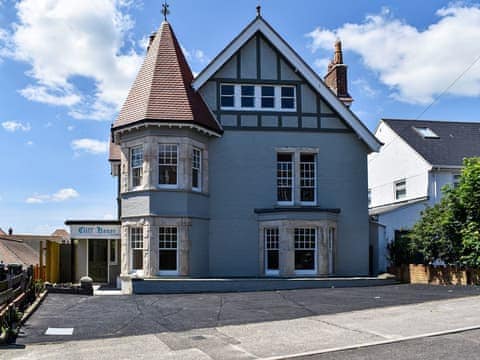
[162,1,170,21]
[256,5,261,17]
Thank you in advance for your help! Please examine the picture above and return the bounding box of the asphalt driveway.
[17,284,480,345]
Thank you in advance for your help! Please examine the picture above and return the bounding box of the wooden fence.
[0,266,39,344]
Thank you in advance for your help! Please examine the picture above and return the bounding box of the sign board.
[69,224,121,239]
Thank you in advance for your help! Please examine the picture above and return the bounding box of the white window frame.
[220,84,296,112]
[264,228,280,276]
[130,227,143,274]
[158,144,178,189]
[299,153,316,205]
[277,152,294,205]
[108,239,118,266]
[394,179,407,200]
[192,147,202,192]
[294,227,317,275]
[130,146,143,189]
[158,226,178,276]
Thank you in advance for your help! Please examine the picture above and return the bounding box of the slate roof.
[383,119,480,167]
[0,238,38,266]
[112,21,221,134]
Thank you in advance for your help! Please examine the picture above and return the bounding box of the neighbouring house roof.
[0,228,5,236]
[0,238,38,266]
[382,119,480,167]
[0,234,65,244]
[112,21,221,135]
[51,229,70,240]
[192,15,382,153]
[369,196,429,216]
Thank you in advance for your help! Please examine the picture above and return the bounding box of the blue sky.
[0,0,479,234]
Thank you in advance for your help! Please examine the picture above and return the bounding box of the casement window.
[130,147,143,188]
[241,85,255,108]
[264,228,279,274]
[159,227,177,273]
[220,84,235,107]
[300,153,316,204]
[130,227,143,271]
[192,147,202,191]
[294,228,316,273]
[280,86,295,109]
[220,84,296,111]
[261,86,275,108]
[159,144,178,186]
[395,179,406,200]
[277,153,294,204]
[109,239,118,265]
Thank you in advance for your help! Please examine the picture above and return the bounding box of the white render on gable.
[369,120,462,272]
[368,121,431,208]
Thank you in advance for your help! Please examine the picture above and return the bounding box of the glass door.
[88,239,108,282]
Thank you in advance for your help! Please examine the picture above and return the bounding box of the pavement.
[295,329,480,360]
[1,285,480,359]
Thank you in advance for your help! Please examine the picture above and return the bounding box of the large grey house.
[68,9,381,291]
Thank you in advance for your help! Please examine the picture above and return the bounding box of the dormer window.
[413,127,439,139]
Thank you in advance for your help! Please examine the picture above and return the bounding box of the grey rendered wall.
[208,130,370,276]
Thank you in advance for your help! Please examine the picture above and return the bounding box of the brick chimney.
[324,39,353,107]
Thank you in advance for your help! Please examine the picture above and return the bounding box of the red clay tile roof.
[0,238,38,266]
[113,21,221,134]
[51,229,70,239]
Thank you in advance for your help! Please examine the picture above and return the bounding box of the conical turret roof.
[112,21,221,133]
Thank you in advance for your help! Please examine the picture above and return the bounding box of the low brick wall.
[389,264,476,285]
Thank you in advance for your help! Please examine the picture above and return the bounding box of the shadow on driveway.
[17,284,480,345]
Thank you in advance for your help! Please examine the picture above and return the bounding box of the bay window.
[192,147,202,191]
[159,227,178,273]
[264,228,279,274]
[131,146,143,188]
[294,228,316,273]
[159,144,178,186]
[130,227,143,271]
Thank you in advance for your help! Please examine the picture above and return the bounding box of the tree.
[408,157,480,266]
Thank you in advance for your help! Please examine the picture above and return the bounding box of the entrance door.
[88,239,108,283]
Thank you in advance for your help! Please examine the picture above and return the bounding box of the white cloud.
[71,138,108,154]
[182,44,209,65]
[44,121,53,128]
[352,78,378,98]
[2,121,31,132]
[26,188,79,204]
[26,140,34,146]
[0,0,143,120]
[307,5,480,104]
[67,125,74,131]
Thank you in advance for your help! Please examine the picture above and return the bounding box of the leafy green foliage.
[408,157,480,266]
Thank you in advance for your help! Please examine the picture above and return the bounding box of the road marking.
[45,328,74,336]
[261,324,480,360]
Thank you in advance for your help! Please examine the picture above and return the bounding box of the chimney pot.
[8,227,12,235]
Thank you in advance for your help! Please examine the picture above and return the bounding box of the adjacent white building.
[369,119,480,272]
